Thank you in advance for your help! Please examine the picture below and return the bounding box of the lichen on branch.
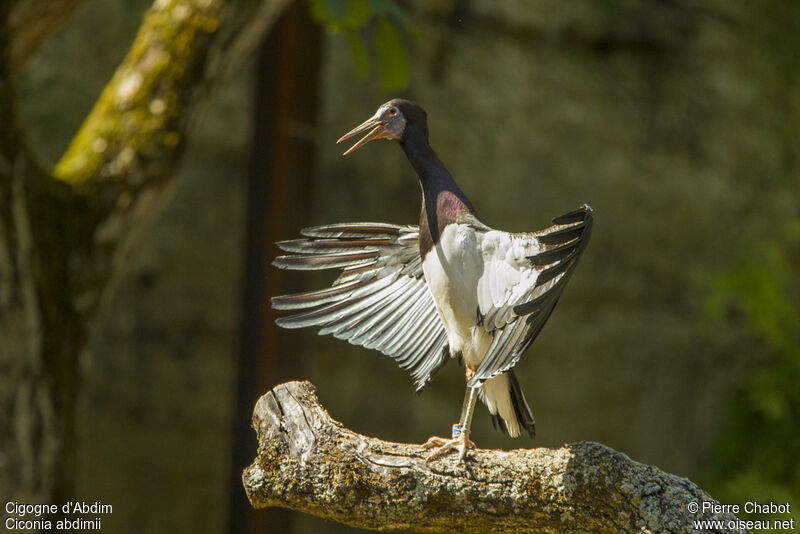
[243,381,750,534]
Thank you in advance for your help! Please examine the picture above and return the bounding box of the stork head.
[337,99,427,155]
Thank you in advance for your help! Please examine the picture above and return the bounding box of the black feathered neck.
[391,100,475,256]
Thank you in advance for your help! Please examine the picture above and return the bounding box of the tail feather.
[482,370,536,438]
[507,370,536,438]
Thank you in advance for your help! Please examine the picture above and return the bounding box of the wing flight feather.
[272,223,449,391]
[469,205,593,386]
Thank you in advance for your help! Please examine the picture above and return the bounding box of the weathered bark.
[0,0,289,505]
[0,0,85,502]
[244,381,750,534]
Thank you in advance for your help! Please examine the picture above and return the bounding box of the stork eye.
[388,107,398,116]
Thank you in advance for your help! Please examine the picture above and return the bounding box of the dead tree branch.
[244,381,749,534]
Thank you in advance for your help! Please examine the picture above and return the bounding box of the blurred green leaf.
[704,244,800,354]
[344,0,372,29]
[374,18,408,90]
[306,0,410,90]
[704,222,800,526]
[308,0,332,26]
[369,0,411,27]
[345,31,369,79]
[326,0,349,21]
[309,0,369,32]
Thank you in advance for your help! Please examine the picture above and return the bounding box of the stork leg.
[422,385,478,462]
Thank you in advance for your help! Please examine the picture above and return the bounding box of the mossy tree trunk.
[0,0,289,504]
[0,0,86,501]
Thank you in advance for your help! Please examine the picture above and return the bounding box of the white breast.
[422,223,490,367]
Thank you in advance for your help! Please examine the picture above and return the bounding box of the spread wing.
[469,205,593,387]
[272,223,449,391]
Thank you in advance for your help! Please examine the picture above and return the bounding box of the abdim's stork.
[272,100,593,462]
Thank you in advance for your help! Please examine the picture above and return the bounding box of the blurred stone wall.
[18,1,798,534]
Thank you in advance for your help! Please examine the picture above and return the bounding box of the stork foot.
[422,434,475,463]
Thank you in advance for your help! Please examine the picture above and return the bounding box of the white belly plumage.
[422,223,520,436]
[422,223,485,365]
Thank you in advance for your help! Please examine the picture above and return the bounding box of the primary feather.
[273,223,449,391]
[272,205,592,393]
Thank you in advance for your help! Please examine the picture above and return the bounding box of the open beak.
[336,115,388,156]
